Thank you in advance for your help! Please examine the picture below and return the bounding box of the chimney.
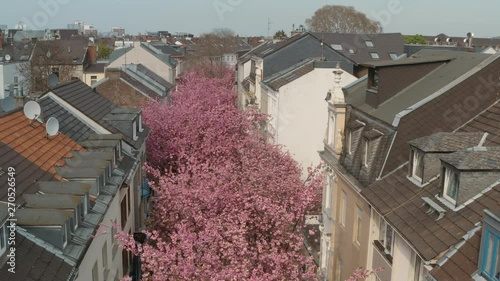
[87,44,97,64]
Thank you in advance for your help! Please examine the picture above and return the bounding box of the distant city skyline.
[2,0,500,38]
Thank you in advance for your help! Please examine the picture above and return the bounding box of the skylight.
[389,53,398,60]
[331,44,343,51]
[370,52,380,59]
[349,49,355,54]
[365,40,374,47]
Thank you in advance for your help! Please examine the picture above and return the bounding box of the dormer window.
[478,210,500,281]
[0,223,7,256]
[410,148,424,181]
[443,167,459,204]
[362,139,369,167]
[138,114,144,132]
[133,121,138,141]
[347,130,352,154]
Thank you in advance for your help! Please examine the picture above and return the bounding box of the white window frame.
[328,114,335,147]
[389,52,398,60]
[443,167,459,204]
[138,114,144,132]
[325,175,333,211]
[355,206,362,244]
[133,121,138,140]
[347,130,352,154]
[411,148,424,181]
[340,190,347,227]
[365,40,374,47]
[379,219,395,256]
[370,52,380,59]
[62,224,68,248]
[321,238,330,269]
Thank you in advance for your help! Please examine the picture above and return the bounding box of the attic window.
[349,49,355,54]
[410,148,424,181]
[331,44,343,51]
[479,210,500,280]
[362,138,370,167]
[389,53,398,60]
[138,114,143,132]
[443,167,459,204]
[370,52,380,59]
[365,40,374,47]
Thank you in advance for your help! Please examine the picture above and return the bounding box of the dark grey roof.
[38,182,91,196]
[118,154,136,174]
[0,202,8,223]
[148,41,184,57]
[0,41,34,62]
[108,46,132,64]
[39,95,96,143]
[409,132,485,152]
[56,167,103,178]
[262,58,316,91]
[84,63,106,73]
[361,56,451,68]
[141,43,178,67]
[17,209,73,226]
[440,146,500,170]
[46,80,149,149]
[0,231,74,281]
[136,64,174,91]
[346,50,493,124]
[310,32,405,63]
[23,194,83,209]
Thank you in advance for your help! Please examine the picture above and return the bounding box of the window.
[371,70,379,89]
[389,52,398,60]
[121,193,128,227]
[0,224,7,256]
[91,75,98,85]
[443,167,459,204]
[102,241,108,269]
[325,175,333,211]
[379,219,395,256]
[410,148,424,181]
[412,253,424,281]
[62,224,68,248]
[73,208,80,230]
[13,76,18,84]
[481,228,500,280]
[321,238,329,269]
[347,130,352,154]
[327,115,335,147]
[92,261,99,281]
[370,52,380,59]
[362,139,369,167]
[355,207,362,244]
[349,49,355,54]
[331,44,343,51]
[365,40,374,47]
[336,258,343,281]
[133,121,138,140]
[138,114,143,132]
[340,190,347,227]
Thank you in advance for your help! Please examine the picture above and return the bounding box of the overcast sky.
[3,0,500,38]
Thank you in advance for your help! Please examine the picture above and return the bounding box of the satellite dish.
[46,51,52,58]
[23,101,41,120]
[1,97,16,112]
[434,37,440,43]
[4,54,11,62]
[467,32,474,38]
[46,117,59,137]
[446,38,453,43]
[48,73,59,88]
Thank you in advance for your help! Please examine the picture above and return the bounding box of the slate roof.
[136,64,175,92]
[108,46,132,64]
[263,58,316,91]
[148,41,184,57]
[39,95,96,143]
[0,110,84,180]
[440,147,500,170]
[84,63,106,73]
[0,231,74,281]
[409,132,485,152]
[310,32,405,63]
[361,101,500,278]
[346,50,493,125]
[0,41,34,62]
[32,38,88,65]
[141,43,178,68]
[47,80,149,149]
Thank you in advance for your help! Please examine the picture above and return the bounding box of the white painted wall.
[391,233,415,281]
[267,68,356,174]
[0,62,28,99]
[108,42,175,84]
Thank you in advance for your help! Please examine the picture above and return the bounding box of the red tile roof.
[0,111,85,180]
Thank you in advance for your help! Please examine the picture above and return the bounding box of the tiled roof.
[440,147,500,170]
[0,110,84,180]
[409,132,484,152]
[48,80,149,149]
[263,58,315,91]
[39,96,96,143]
[310,32,405,63]
[0,231,74,281]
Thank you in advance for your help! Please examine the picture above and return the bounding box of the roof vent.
[421,197,446,221]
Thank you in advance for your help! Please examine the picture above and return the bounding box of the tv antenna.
[23,101,42,126]
[1,96,16,112]
[45,117,59,137]
[267,17,273,38]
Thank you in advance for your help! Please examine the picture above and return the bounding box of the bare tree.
[185,28,239,70]
[305,5,383,34]
[18,40,79,93]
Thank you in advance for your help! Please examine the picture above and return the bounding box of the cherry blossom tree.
[117,64,323,280]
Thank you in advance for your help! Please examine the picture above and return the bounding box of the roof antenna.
[23,101,42,127]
